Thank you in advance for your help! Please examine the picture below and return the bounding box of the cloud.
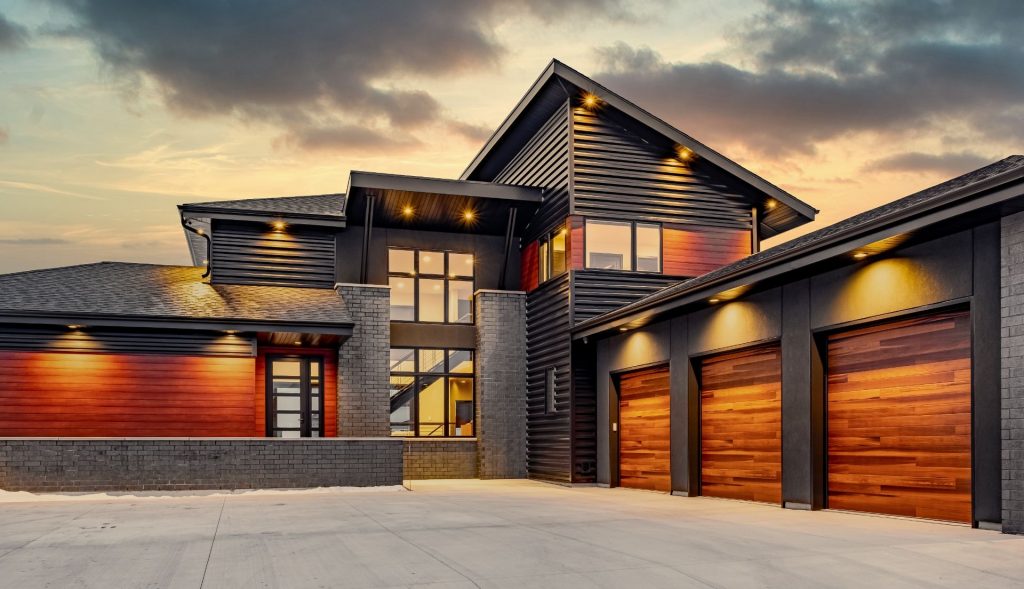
[49,0,629,153]
[870,151,994,175]
[0,12,28,51]
[0,238,71,245]
[274,124,423,154]
[594,0,1024,158]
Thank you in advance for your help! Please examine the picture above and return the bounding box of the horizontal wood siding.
[700,344,783,503]
[571,270,680,325]
[0,351,258,437]
[526,273,573,483]
[211,220,336,288]
[618,366,671,492]
[826,311,972,523]
[256,346,338,438]
[572,107,754,230]
[663,225,751,277]
[494,101,571,241]
[0,325,255,357]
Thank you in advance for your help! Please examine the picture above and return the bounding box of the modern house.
[1,60,1023,534]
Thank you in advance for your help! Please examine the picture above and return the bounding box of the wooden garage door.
[700,345,782,503]
[618,366,671,492]
[827,311,972,523]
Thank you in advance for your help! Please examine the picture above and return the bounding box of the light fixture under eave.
[709,298,721,304]
[618,327,628,332]
[271,220,287,231]
[853,252,868,259]
[676,145,695,162]
[293,340,302,345]
[582,92,600,109]
[402,205,414,217]
[765,199,777,211]
[67,324,83,329]
[462,209,475,222]
[224,330,238,335]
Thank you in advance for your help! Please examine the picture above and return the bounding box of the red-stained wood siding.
[256,347,337,437]
[521,240,539,293]
[567,215,585,271]
[827,311,972,523]
[663,226,750,277]
[0,350,258,437]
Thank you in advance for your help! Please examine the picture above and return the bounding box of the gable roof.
[574,155,1024,339]
[0,262,353,334]
[461,59,817,237]
[179,193,346,227]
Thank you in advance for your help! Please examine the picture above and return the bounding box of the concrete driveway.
[0,479,1022,588]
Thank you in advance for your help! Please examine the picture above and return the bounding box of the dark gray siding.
[494,101,571,241]
[572,107,753,230]
[526,273,573,483]
[211,220,336,288]
[0,325,255,357]
[572,270,680,325]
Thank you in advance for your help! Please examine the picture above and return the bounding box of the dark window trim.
[583,218,663,274]
[387,247,475,325]
[389,346,476,438]
[265,354,326,438]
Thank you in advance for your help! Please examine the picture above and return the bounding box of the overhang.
[344,171,542,235]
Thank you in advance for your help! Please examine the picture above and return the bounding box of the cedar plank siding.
[567,215,584,270]
[255,347,338,437]
[211,220,337,288]
[0,351,258,437]
[520,240,540,293]
[663,225,751,277]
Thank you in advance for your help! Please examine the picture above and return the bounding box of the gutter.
[179,214,212,278]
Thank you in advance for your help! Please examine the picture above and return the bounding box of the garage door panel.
[827,311,971,523]
[700,344,782,503]
[618,367,671,492]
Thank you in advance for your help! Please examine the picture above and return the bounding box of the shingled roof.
[179,193,345,219]
[575,155,1024,337]
[0,262,352,332]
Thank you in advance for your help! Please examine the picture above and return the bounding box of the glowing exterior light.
[223,330,238,335]
[765,200,777,210]
[402,205,414,217]
[709,298,721,304]
[582,92,600,109]
[462,209,475,222]
[676,146,695,162]
[271,220,286,231]
[293,341,302,345]
[67,324,82,330]
[854,252,868,259]
[196,228,205,235]
[618,326,628,332]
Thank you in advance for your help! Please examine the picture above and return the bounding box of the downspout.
[180,214,212,278]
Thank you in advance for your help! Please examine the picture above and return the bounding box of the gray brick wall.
[403,439,477,479]
[336,284,391,437]
[474,290,528,479]
[1002,212,1024,533]
[0,438,403,492]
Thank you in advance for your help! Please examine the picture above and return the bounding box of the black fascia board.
[177,205,347,228]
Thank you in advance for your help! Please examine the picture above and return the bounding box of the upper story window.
[537,225,567,285]
[388,248,474,323]
[585,219,661,273]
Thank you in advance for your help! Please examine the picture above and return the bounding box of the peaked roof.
[0,262,353,333]
[575,155,1024,338]
[461,59,817,236]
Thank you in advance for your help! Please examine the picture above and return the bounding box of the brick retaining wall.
[0,438,403,492]
[403,439,477,479]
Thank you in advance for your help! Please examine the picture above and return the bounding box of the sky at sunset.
[0,0,1021,274]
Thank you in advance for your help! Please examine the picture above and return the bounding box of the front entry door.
[268,356,323,437]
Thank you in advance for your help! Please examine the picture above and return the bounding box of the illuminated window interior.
[389,347,475,437]
[388,248,474,323]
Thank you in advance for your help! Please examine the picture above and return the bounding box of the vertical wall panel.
[663,226,751,277]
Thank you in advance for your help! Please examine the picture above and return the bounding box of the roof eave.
[178,204,347,228]
[0,311,355,336]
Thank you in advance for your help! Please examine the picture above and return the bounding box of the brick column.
[336,284,390,437]
[1002,212,1024,533]
[474,290,527,479]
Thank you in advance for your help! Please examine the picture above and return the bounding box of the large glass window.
[389,347,475,437]
[536,225,567,285]
[585,220,662,273]
[388,248,474,323]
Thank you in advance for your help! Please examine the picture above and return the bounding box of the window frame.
[583,219,663,274]
[536,224,568,285]
[387,247,476,324]
[389,346,476,438]
[265,354,326,438]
